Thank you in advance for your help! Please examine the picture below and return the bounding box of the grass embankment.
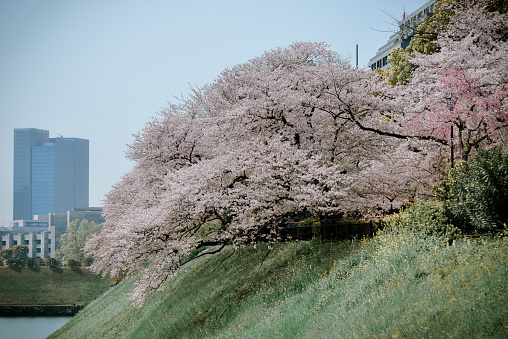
[0,266,111,306]
[51,231,507,338]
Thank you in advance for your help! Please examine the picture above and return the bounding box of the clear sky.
[0,0,428,225]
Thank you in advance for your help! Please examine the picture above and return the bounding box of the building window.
[36,248,41,253]
[47,239,51,244]
[1,241,6,246]
[36,240,41,244]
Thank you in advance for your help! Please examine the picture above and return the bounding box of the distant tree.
[57,219,101,266]
[382,47,414,86]
[12,245,29,261]
[0,248,13,261]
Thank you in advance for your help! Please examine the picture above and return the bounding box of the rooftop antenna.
[355,43,359,68]
[58,133,63,138]
[403,3,406,20]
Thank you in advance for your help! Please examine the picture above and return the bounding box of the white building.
[0,207,104,259]
[369,0,437,70]
[0,231,52,259]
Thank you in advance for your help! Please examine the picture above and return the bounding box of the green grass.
[0,266,111,306]
[50,233,507,338]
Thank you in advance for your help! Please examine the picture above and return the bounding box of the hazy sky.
[0,0,427,225]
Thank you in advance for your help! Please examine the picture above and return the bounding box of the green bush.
[26,257,38,268]
[6,258,25,268]
[81,257,94,267]
[435,148,508,233]
[67,259,81,268]
[47,258,61,269]
[384,201,457,241]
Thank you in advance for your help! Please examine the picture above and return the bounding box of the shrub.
[67,259,81,268]
[6,258,25,267]
[384,201,457,241]
[36,258,45,266]
[435,148,508,233]
[26,257,38,268]
[47,258,61,269]
[82,257,94,267]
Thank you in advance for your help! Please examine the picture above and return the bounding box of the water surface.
[0,316,71,339]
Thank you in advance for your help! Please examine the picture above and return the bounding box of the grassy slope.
[0,266,111,306]
[50,235,507,339]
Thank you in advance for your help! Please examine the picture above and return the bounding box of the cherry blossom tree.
[85,4,508,304]
[349,3,507,167]
[384,0,508,86]
[405,3,508,163]
[86,42,422,305]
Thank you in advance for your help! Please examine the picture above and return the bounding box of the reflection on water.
[0,316,71,339]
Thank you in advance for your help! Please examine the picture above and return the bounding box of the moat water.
[0,316,71,339]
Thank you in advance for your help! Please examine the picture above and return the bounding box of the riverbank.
[0,305,84,316]
[0,266,110,316]
[51,236,507,338]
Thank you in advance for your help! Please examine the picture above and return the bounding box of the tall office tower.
[13,128,89,220]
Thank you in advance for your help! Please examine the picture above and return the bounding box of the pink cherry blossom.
[85,4,507,304]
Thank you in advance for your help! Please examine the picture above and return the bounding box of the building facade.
[13,128,89,220]
[369,0,437,70]
[0,231,52,259]
[1,207,104,259]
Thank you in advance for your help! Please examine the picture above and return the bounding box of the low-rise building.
[0,207,104,258]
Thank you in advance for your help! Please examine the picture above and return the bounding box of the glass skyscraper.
[13,128,89,220]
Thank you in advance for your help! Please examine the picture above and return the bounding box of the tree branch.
[181,243,228,266]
